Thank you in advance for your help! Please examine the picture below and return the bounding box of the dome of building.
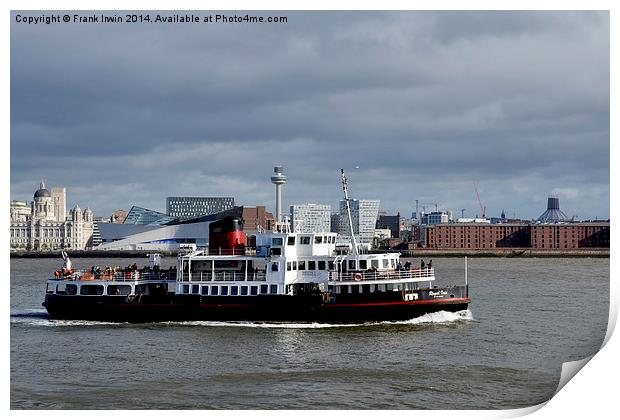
[538,196,570,223]
[34,179,51,198]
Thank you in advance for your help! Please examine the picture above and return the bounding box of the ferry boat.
[42,169,470,323]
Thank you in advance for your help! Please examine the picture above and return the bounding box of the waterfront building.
[290,203,331,233]
[335,199,380,245]
[166,196,235,220]
[10,180,94,250]
[376,213,401,239]
[123,206,176,225]
[425,222,609,249]
[419,210,450,243]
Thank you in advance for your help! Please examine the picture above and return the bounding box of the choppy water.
[10,257,608,409]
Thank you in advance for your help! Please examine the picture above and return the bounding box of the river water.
[10,257,608,409]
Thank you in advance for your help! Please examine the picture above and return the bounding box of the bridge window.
[287,236,295,245]
[382,259,389,269]
[80,285,104,295]
[371,260,379,269]
[271,262,279,272]
[46,283,56,294]
[287,262,292,271]
[315,236,323,244]
[108,285,131,296]
[328,261,334,270]
[298,261,306,270]
[318,261,326,270]
[272,238,283,246]
[292,261,297,270]
[348,260,356,270]
[308,261,316,270]
[301,236,311,245]
[260,284,268,294]
[270,285,278,294]
[359,260,367,270]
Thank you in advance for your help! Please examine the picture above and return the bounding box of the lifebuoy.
[354,273,362,282]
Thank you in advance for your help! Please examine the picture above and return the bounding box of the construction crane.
[473,182,486,218]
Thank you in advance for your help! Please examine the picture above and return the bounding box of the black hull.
[43,287,470,324]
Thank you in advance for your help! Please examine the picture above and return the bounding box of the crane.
[473,182,486,218]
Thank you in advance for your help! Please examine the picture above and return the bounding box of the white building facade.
[335,199,380,246]
[290,203,331,233]
[10,180,94,251]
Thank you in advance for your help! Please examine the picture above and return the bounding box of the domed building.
[10,179,94,251]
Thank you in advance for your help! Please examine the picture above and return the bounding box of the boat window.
[315,236,323,244]
[371,260,379,269]
[182,284,190,294]
[287,262,292,271]
[351,285,359,294]
[386,283,394,291]
[201,286,209,295]
[362,284,371,294]
[66,284,77,295]
[391,259,396,268]
[308,261,316,270]
[80,285,103,296]
[250,286,258,296]
[318,261,326,270]
[340,285,349,294]
[272,237,283,246]
[46,283,56,294]
[211,286,218,295]
[292,261,297,270]
[260,284,268,294]
[108,285,131,296]
[382,259,389,269]
[359,260,368,270]
[348,260,356,270]
[241,286,248,295]
[298,261,306,270]
[271,262,279,272]
[270,285,278,294]
[192,285,199,294]
[301,236,311,245]
[328,261,334,270]
[221,286,229,296]
[287,236,296,245]
[231,286,239,296]
[270,247,281,256]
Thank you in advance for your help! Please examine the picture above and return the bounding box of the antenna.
[341,169,359,256]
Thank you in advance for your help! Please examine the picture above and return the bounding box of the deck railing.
[178,271,267,282]
[51,269,177,282]
[329,268,434,282]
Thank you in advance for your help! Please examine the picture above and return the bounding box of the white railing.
[51,269,177,282]
[179,271,267,282]
[329,268,434,282]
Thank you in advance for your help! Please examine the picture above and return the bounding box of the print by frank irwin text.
[14,13,288,25]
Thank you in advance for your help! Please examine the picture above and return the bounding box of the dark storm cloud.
[10,11,610,220]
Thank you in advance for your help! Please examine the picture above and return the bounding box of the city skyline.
[11,11,610,220]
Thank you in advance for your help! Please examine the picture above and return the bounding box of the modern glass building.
[336,199,380,245]
[166,196,235,220]
[290,203,331,233]
[123,206,177,225]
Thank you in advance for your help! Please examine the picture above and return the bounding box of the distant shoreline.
[9,248,609,258]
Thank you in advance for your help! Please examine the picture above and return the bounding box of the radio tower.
[270,166,287,227]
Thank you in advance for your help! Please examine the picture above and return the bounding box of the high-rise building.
[51,187,66,222]
[290,203,331,233]
[166,196,235,220]
[336,199,380,245]
[376,213,401,239]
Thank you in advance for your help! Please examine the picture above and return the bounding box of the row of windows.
[284,258,396,271]
[273,235,336,247]
[182,284,278,296]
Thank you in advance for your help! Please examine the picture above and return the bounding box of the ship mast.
[340,169,359,256]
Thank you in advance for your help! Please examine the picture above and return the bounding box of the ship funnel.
[270,165,287,225]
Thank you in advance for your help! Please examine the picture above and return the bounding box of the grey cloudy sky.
[10,11,610,220]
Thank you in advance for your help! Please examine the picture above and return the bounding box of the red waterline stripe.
[329,298,471,307]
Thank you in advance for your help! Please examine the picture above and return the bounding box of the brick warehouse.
[425,222,609,249]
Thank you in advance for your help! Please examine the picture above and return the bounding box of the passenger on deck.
[404,261,411,270]
[428,260,433,269]
[420,260,426,269]
[397,262,403,271]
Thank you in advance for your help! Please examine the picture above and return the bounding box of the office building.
[290,203,331,233]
